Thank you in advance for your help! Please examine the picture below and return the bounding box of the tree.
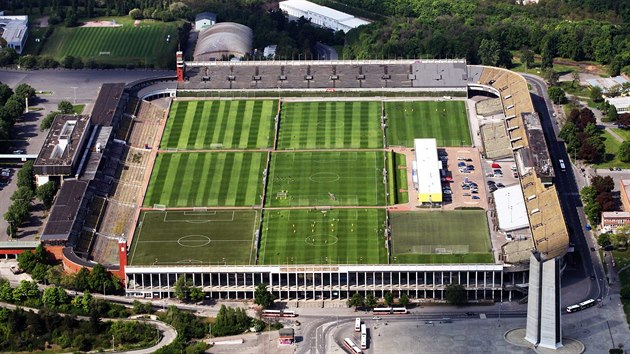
[11,186,33,203]
[42,286,69,307]
[478,39,500,66]
[14,84,35,99]
[254,283,274,309]
[0,83,13,106]
[40,111,59,131]
[591,176,615,194]
[36,181,58,210]
[5,199,30,228]
[17,161,34,192]
[129,8,142,19]
[618,114,630,128]
[608,106,619,122]
[365,293,377,309]
[17,250,36,273]
[57,100,74,114]
[384,291,394,306]
[174,275,190,301]
[598,233,612,247]
[399,293,410,307]
[542,68,559,86]
[520,47,535,69]
[590,86,603,103]
[347,292,365,310]
[445,283,467,305]
[18,55,37,69]
[88,264,111,293]
[548,86,567,104]
[618,141,630,163]
[189,287,204,302]
[75,267,90,291]
[621,285,630,300]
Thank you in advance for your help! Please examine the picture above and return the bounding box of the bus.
[392,307,408,314]
[354,318,361,332]
[360,324,367,349]
[261,310,297,317]
[559,159,566,172]
[343,338,363,354]
[566,298,596,313]
[372,307,408,315]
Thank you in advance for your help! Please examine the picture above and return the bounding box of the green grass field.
[41,17,179,67]
[594,130,630,169]
[144,152,266,207]
[129,210,258,265]
[277,101,382,149]
[385,101,471,147]
[265,151,386,207]
[390,152,409,204]
[390,210,493,264]
[259,209,387,265]
[161,100,277,150]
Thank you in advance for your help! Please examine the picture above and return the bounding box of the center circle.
[309,172,340,183]
[178,235,211,248]
[305,234,339,246]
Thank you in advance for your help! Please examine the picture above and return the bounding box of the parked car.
[12,149,25,154]
[496,183,505,188]
[463,193,471,197]
[457,162,466,167]
[462,185,470,190]
[487,180,496,186]
[472,196,480,200]
[486,173,494,178]
[489,185,497,192]
[467,165,475,171]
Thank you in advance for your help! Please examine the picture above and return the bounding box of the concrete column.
[475,272,478,300]
[525,253,563,349]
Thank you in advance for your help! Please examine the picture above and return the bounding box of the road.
[523,73,606,305]
[314,42,338,61]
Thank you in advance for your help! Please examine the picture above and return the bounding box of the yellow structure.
[414,138,442,204]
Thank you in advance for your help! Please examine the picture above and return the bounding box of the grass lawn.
[612,128,630,141]
[277,101,382,149]
[593,130,630,169]
[386,152,408,204]
[265,151,386,207]
[161,100,277,150]
[129,210,258,266]
[390,210,493,264]
[73,104,85,114]
[144,152,266,207]
[259,209,387,265]
[385,101,471,147]
[40,17,179,68]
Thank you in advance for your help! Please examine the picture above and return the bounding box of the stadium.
[34,55,568,304]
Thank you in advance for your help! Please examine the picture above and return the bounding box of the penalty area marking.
[161,210,236,223]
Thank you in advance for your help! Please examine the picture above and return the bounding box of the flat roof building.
[606,96,630,115]
[601,211,630,234]
[494,184,529,231]
[195,12,216,31]
[0,15,28,54]
[279,0,370,33]
[34,114,91,183]
[41,180,89,245]
[414,138,442,204]
[91,83,126,127]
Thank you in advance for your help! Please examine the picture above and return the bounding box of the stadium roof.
[194,22,253,61]
[41,180,88,242]
[414,138,442,203]
[411,60,468,88]
[280,0,358,21]
[494,184,529,231]
[34,114,90,174]
[91,83,125,126]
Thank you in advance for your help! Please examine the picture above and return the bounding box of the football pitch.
[385,101,471,147]
[277,101,382,149]
[161,100,277,150]
[259,209,387,265]
[129,210,258,265]
[40,18,179,68]
[390,210,493,264]
[265,151,386,207]
[144,152,266,207]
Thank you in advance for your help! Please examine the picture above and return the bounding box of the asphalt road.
[524,73,606,305]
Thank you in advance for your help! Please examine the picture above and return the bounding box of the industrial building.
[414,138,442,204]
[279,0,370,33]
[606,96,630,114]
[0,15,28,54]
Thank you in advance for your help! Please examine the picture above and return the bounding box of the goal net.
[153,204,167,211]
[192,207,208,212]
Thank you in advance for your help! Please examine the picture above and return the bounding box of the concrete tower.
[525,251,563,349]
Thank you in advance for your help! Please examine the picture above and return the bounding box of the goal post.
[153,204,167,211]
[192,207,208,212]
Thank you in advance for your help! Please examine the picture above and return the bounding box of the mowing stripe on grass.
[385,101,471,147]
[277,101,381,149]
[266,151,385,207]
[259,209,387,265]
[144,152,266,207]
[161,100,276,150]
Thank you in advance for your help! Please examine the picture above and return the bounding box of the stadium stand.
[480,122,513,160]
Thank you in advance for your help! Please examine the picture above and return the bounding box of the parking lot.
[440,147,488,210]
